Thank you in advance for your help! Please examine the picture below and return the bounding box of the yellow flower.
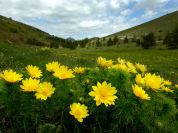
[111,64,129,72]
[126,61,137,74]
[144,73,164,91]
[0,70,23,83]
[73,67,85,74]
[163,80,172,86]
[41,47,50,51]
[20,78,40,92]
[132,84,151,100]
[35,82,55,100]
[97,57,113,68]
[162,86,173,93]
[135,74,145,86]
[53,66,75,80]
[69,103,89,122]
[135,63,147,73]
[89,81,118,106]
[175,84,178,88]
[26,65,42,78]
[117,58,126,64]
[46,61,60,72]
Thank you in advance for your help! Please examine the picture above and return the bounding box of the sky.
[0,0,178,39]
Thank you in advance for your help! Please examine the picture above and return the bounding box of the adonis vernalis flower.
[135,63,147,73]
[97,57,113,68]
[135,74,145,86]
[144,73,164,91]
[0,70,23,83]
[53,65,75,80]
[20,78,40,92]
[35,82,55,100]
[132,84,151,100]
[126,61,137,74]
[163,80,172,86]
[175,84,178,88]
[162,86,173,93]
[46,61,60,72]
[73,67,85,74]
[69,103,89,122]
[26,65,42,78]
[89,81,118,107]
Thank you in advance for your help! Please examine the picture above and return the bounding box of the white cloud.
[141,10,157,19]
[0,0,175,39]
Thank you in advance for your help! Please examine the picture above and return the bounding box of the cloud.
[0,0,177,39]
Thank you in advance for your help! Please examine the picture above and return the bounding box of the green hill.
[102,10,178,41]
[0,15,67,47]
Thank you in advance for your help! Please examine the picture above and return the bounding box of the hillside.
[104,10,178,40]
[0,15,67,47]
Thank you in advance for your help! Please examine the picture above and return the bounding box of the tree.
[124,36,129,43]
[164,25,178,49]
[113,36,119,45]
[96,39,102,47]
[136,39,141,46]
[141,32,156,49]
[107,38,113,46]
[172,25,178,49]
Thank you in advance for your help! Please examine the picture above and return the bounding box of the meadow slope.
[0,41,178,84]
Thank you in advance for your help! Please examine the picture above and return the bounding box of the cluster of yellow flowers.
[135,73,173,92]
[97,57,147,74]
[97,56,113,68]
[0,57,177,123]
[132,73,174,100]
[41,47,50,51]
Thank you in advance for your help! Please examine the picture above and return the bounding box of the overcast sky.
[0,0,178,39]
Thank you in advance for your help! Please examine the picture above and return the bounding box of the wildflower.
[73,67,85,74]
[144,73,164,91]
[46,61,60,72]
[20,78,40,92]
[111,64,129,72]
[97,57,113,68]
[0,70,23,83]
[126,61,137,74]
[26,65,42,78]
[41,47,50,51]
[69,103,89,122]
[135,63,147,73]
[85,79,90,84]
[162,86,173,93]
[35,82,55,100]
[132,84,151,100]
[53,66,75,80]
[135,74,145,86]
[89,81,118,106]
[163,80,172,86]
[117,58,126,64]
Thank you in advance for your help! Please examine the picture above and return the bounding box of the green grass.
[0,41,178,84]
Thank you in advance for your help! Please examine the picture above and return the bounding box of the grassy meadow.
[0,41,178,132]
[1,41,178,83]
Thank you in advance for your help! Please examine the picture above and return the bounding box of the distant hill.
[66,37,75,42]
[105,10,178,40]
[0,15,67,48]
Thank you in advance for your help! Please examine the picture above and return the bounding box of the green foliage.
[141,32,156,49]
